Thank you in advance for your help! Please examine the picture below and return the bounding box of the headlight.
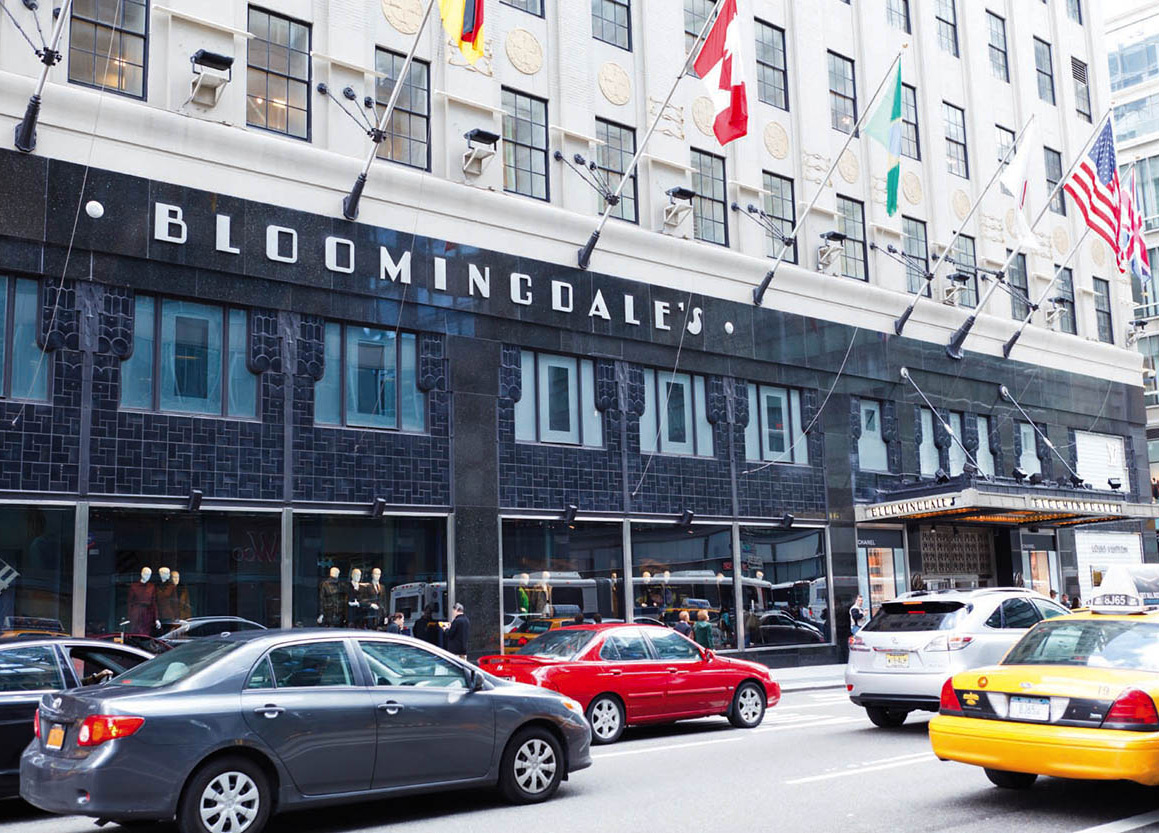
[561,698,584,714]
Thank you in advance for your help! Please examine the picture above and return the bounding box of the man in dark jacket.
[414,605,443,648]
[445,602,470,659]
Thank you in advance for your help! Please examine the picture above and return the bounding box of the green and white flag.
[865,64,903,216]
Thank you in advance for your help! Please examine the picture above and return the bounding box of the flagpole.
[576,3,727,270]
[1001,228,1091,358]
[894,114,1036,337]
[945,108,1112,358]
[752,48,905,307]
[342,0,438,220]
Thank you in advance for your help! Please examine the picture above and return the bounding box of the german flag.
[439,0,485,65]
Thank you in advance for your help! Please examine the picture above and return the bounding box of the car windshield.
[516,629,594,659]
[110,639,238,688]
[861,600,966,632]
[1003,619,1159,671]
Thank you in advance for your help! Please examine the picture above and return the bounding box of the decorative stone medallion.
[448,37,494,76]
[952,190,971,220]
[692,96,715,137]
[505,28,543,75]
[1052,226,1070,256]
[1090,239,1106,267]
[597,62,630,106]
[381,0,423,34]
[763,122,788,159]
[838,150,859,184]
[1005,208,1017,239]
[902,171,922,205]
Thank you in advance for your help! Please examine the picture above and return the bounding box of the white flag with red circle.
[692,0,748,145]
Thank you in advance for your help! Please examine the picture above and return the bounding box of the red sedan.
[477,623,780,744]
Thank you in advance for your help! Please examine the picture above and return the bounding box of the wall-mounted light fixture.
[187,489,203,512]
[371,497,387,517]
[679,508,694,527]
[463,128,500,178]
[662,185,696,233]
[183,49,234,109]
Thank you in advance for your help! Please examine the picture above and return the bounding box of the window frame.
[986,12,1009,82]
[1054,267,1077,335]
[1072,57,1092,123]
[902,216,929,296]
[246,6,312,141]
[755,19,789,111]
[1007,250,1030,320]
[858,399,890,473]
[827,51,857,134]
[1034,38,1056,106]
[690,148,728,246]
[762,171,796,264]
[67,0,149,100]
[1093,277,1113,344]
[975,415,996,478]
[744,383,809,466]
[683,0,714,57]
[1067,0,1082,24]
[501,87,549,201]
[592,0,631,51]
[950,235,978,308]
[595,118,638,224]
[836,195,868,281]
[264,640,358,689]
[886,0,911,33]
[502,0,544,17]
[514,350,602,448]
[901,83,920,160]
[0,276,50,403]
[935,0,959,57]
[374,48,431,172]
[640,368,714,458]
[1045,147,1065,215]
[943,102,969,179]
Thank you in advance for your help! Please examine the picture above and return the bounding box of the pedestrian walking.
[445,602,471,659]
[674,610,693,637]
[850,595,867,635]
[1060,593,1070,608]
[692,609,714,649]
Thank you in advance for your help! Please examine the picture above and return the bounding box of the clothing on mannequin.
[318,567,342,626]
[126,567,159,635]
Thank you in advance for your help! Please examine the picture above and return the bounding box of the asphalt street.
[5,689,1159,833]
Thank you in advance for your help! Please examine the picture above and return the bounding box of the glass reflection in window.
[740,527,830,648]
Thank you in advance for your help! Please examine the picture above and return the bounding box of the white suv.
[845,588,1071,727]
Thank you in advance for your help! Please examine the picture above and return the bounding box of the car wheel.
[728,681,767,728]
[499,727,565,804]
[985,768,1038,790]
[865,706,909,728]
[178,755,271,834]
[586,694,625,744]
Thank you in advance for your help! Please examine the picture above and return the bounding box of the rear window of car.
[516,629,594,659]
[1003,620,1159,671]
[111,639,238,688]
[861,601,966,632]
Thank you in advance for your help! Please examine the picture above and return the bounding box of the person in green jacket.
[692,609,714,649]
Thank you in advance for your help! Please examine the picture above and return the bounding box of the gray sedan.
[20,630,592,833]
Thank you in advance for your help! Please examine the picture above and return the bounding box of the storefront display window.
[632,523,735,649]
[292,515,446,632]
[739,527,830,647]
[0,506,72,633]
[856,528,906,616]
[86,510,280,636]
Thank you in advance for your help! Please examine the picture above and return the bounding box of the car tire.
[728,681,767,729]
[499,726,565,804]
[178,755,271,834]
[865,706,909,728]
[586,694,625,744]
[984,768,1038,790]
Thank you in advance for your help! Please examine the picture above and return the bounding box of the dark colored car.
[89,633,174,655]
[0,637,151,799]
[22,630,591,833]
[754,611,825,645]
[159,617,268,645]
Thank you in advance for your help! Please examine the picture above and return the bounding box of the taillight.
[848,635,869,652]
[517,637,529,646]
[1103,689,1159,730]
[33,709,40,738]
[925,635,974,652]
[939,678,962,713]
[76,715,145,747]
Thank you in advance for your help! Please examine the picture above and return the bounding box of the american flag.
[1120,166,1153,282]
[1063,120,1122,255]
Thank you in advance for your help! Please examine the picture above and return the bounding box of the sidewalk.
[769,663,847,692]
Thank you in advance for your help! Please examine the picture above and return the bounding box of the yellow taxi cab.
[503,616,578,654]
[930,565,1159,789]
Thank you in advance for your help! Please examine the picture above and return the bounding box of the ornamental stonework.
[763,122,788,159]
[902,171,922,205]
[920,527,994,577]
[381,0,423,34]
[505,28,543,75]
[952,189,971,220]
[1090,238,1106,267]
[838,150,859,184]
[1053,226,1070,256]
[980,213,1004,244]
[448,37,493,76]
[648,96,684,139]
[802,152,828,184]
[692,97,715,137]
[598,62,630,106]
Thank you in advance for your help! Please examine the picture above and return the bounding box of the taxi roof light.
[939,678,962,713]
[1103,689,1159,730]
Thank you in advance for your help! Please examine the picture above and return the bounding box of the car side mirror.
[703,649,715,662]
[470,669,485,691]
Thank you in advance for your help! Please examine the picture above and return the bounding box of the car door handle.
[377,701,405,715]
[666,667,678,673]
[608,669,622,676]
[253,705,284,718]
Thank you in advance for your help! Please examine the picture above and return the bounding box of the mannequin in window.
[317,567,342,626]
[126,567,159,636]
[342,569,363,627]
[156,567,179,626]
[171,570,192,620]
[360,568,386,629]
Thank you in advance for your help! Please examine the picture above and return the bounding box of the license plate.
[45,724,64,751]
[1009,696,1050,722]
[885,652,909,668]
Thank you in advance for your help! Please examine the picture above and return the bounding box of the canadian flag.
[693,0,748,145]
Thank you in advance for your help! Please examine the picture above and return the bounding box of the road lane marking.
[592,736,746,759]
[784,752,936,784]
[1075,810,1159,833]
[757,717,864,732]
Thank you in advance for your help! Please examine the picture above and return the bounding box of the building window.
[1045,147,1065,215]
[640,369,713,457]
[1093,277,1113,344]
[313,323,425,431]
[503,0,543,16]
[595,119,637,223]
[828,51,857,134]
[691,149,727,246]
[901,84,920,160]
[68,0,148,97]
[987,12,1009,82]
[0,277,48,402]
[887,0,910,34]
[744,384,808,465]
[902,216,929,295]
[976,415,995,478]
[1072,58,1092,123]
[1008,251,1030,320]
[919,408,938,477]
[1019,423,1041,476]
[947,412,966,476]
[593,0,630,50]
[246,8,310,140]
[858,400,889,472]
[950,235,978,308]
[514,350,601,447]
[1067,0,1082,24]
[1034,38,1055,105]
[120,296,256,418]
[836,196,867,281]
[1116,94,1159,142]
[935,0,959,57]
[943,102,969,178]
[762,172,796,263]
[684,0,714,55]
[502,88,548,201]
[374,50,429,171]
[755,20,788,111]
[997,124,1016,193]
[1054,267,1076,335]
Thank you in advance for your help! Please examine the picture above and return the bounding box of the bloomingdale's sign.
[152,202,705,337]
[863,496,958,520]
